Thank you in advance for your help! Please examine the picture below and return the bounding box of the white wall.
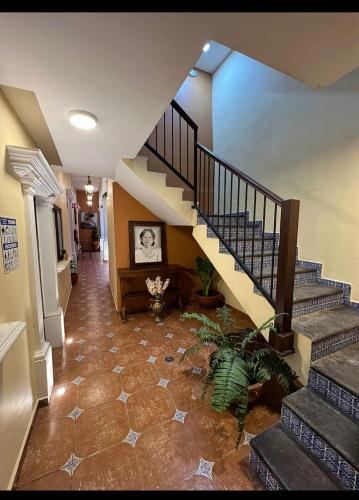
[212,52,359,302]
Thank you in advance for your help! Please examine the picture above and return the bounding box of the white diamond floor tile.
[139,339,149,346]
[192,457,215,481]
[177,347,186,354]
[122,429,141,447]
[192,366,202,375]
[76,339,86,344]
[157,378,170,388]
[112,365,124,374]
[67,406,84,421]
[107,332,114,338]
[165,333,174,338]
[74,355,85,362]
[71,376,85,386]
[133,327,142,332]
[172,408,188,423]
[117,390,130,402]
[109,346,119,353]
[61,453,83,476]
[242,429,256,446]
[147,355,158,364]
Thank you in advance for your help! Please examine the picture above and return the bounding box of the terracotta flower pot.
[91,240,100,252]
[248,382,264,403]
[194,290,223,308]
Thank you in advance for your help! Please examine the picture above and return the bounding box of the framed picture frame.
[80,211,97,229]
[129,221,167,268]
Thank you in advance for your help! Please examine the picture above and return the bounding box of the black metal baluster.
[212,156,215,217]
[163,110,166,160]
[229,171,233,251]
[171,106,174,168]
[179,115,182,177]
[155,124,158,152]
[207,155,210,216]
[270,204,277,300]
[186,123,189,183]
[260,196,267,286]
[222,167,227,239]
[243,183,248,262]
[236,177,240,256]
[199,150,202,211]
[251,189,257,274]
[217,162,221,227]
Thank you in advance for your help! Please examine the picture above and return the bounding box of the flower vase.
[150,296,163,323]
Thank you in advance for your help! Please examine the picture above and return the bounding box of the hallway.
[14,254,279,490]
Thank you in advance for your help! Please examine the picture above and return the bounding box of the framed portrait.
[129,221,167,268]
[80,211,97,229]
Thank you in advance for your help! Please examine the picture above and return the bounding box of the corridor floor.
[15,254,280,490]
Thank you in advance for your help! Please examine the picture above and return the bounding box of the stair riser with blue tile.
[280,405,358,491]
[249,450,281,490]
[308,369,359,422]
[222,239,278,254]
[311,327,359,361]
[251,271,318,293]
[207,226,263,239]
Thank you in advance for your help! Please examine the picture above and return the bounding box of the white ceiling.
[0,13,358,181]
[194,40,232,74]
[71,175,100,192]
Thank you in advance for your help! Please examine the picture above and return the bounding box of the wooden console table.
[117,264,185,322]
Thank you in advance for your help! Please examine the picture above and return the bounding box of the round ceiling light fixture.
[86,199,93,207]
[85,175,95,195]
[202,43,211,52]
[188,69,198,78]
[68,110,97,130]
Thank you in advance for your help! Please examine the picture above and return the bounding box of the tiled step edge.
[293,292,343,318]
[308,369,359,422]
[249,423,340,490]
[311,326,359,361]
[281,391,359,490]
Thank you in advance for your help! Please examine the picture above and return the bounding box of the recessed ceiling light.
[203,43,210,52]
[68,110,97,130]
[188,69,198,77]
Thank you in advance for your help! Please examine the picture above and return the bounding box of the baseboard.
[8,397,39,490]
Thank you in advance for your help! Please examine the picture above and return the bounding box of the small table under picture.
[117,264,185,323]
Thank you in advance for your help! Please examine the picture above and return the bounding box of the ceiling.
[194,40,232,74]
[0,12,357,181]
[71,175,100,192]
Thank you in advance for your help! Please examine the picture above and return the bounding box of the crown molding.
[6,145,64,198]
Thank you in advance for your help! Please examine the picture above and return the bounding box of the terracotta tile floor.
[15,253,281,490]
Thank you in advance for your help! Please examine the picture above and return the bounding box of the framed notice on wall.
[1,216,19,274]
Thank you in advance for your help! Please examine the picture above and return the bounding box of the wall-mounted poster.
[80,211,97,229]
[1,216,19,274]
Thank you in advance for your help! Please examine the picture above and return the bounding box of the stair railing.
[145,100,299,353]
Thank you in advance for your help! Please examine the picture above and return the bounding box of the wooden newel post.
[271,199,300,355]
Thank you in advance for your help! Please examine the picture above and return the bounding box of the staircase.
[249,342,359,490]
[117,99,359,489]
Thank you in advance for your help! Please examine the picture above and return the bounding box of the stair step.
[292,306,359,360]
[311,342,359,399]
[282,388,359,489]
[292,284,343,318]
[223,237,278,253]
[308,343,359,422]
[250,423,340,490]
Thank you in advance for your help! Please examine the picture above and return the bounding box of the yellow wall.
[107,179,118,309]
[0,90,37,489]
[213,53,359,302]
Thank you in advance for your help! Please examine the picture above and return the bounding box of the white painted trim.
[63,284,72,316]
[0,321,26,363]
[6,145,63,197]
[7,398,39,490]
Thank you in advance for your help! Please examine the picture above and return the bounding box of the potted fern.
[180,305,297,446]
[194,256,222,308]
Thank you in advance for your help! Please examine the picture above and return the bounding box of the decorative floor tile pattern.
[67,407,84,421]
[15,253,279,491]
[61,454,83,477]
[71,376,85,386]
[172,408,188,424]
[122,429,141,447]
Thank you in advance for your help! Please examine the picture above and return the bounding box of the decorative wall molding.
[0,321,26,363]
[6,145,63,198]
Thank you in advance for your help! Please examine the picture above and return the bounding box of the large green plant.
[180,306,297,446]
[195,256,217,296]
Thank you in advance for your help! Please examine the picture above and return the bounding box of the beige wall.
[213,52,359,302]
[0,90,37,489]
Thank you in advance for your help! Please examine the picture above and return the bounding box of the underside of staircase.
[119,99,358,490]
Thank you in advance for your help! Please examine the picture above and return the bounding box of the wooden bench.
[117,264,185,322]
